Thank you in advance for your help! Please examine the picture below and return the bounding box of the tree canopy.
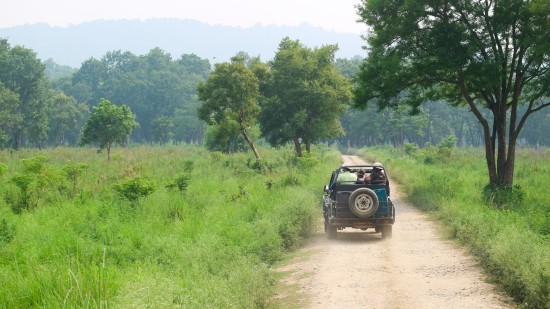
[260,37,351,157]
[62,49,210,144]
[197,55,262,159]
[79,98,138,160]
[355,0,550,186]
[0,39,51,149]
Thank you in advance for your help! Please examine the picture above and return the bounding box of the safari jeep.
[322,164,395,239]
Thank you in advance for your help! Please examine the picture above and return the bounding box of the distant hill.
[0,19,366,68]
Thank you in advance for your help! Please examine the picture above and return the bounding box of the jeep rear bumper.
[328,217,394,229]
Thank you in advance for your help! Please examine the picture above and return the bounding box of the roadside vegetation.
[356,146,550,309]
[0,145,340,308]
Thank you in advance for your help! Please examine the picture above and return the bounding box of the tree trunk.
[504,138,516,186]
[241,130,260,160]
[294,136,302,157]
[458,73,499,185]
[496,101,508,185]
[13,132,21,151]
[107,143,112,161]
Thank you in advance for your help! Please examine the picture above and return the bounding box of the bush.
[280,174,300,187]
[247,158,271,173]
[417,136,457,164]
[7,157,64,212]
[0,218,14,245]
[482,184,525,210]
[404,143,419,156]
[63,161,88,196]
[0,162,7,177]
[114,177,155,202]
[165,173,190,193]
[294,154,319,175]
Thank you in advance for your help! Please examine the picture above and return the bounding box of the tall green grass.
[355,146,550,309]
[0,145,341,308]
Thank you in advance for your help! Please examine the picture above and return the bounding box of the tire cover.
[349,188,379,218]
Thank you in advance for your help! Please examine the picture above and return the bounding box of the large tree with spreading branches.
[354,0,550,187]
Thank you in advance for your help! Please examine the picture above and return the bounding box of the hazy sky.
[1,0,366,34]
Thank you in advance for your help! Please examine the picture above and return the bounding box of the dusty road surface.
[273,155,514,309]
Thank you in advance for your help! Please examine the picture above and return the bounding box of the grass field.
[356,146,550,309]
[0,145,341,308]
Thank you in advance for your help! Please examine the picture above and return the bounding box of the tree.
[260,38,351,157]
[0,83,21,148]
[203,121,256,153]
[0,39,51,149]
[47,93,89,146]
[197,55,262,160]
[79,98,138,161]
[355,0,550,187]
[151,115,173,146]
[66,49,210,144]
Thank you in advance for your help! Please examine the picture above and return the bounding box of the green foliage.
[0,39,50,149]
[483,184,525,210]
[0,162,7,177]
[411,136,458,164]
[294,153,320,175]
[360,146,550,308]
[113,176,155,202]
[22,156,48,173]
[80,98,138,160]
[64,49,210,144]
[165,173,190,193]
[280,174,301,187]
[47,92,89,146]
[63,161,88,196]
[0,218,15,245]
[259,37,351,156]
[198,55,261,159]
[404,143,419,155]
[0,145,343,308]
[354,0,550,187]
[247,158,272,174]
[6,156,64,212]
[151,115,173,145]
[203,121,251,153]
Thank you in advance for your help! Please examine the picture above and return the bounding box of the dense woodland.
[1,34,549,152]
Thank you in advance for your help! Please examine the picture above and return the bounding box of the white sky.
[1,0,366,34]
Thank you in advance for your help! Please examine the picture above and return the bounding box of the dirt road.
[273,155,514,309]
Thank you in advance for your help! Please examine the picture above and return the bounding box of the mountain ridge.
[0,18,366,67]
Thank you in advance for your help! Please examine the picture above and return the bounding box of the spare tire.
[349,188,379,218]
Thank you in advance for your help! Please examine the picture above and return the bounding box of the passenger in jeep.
[337,167,357,183]
[366,166,385,182]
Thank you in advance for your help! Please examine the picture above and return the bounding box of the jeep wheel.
[381,225,393,239]
[348,188,379,218]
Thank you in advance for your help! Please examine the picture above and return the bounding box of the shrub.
[0,162,7,177]
[114,177,155,202]
[247,158,271,173]
[421,142,439,164]
[0,218,14,245]
[7,157,64,212]
[63,161,88,196]
[419,136,457,164]
[482,184,525,210]
[404,143,419,156]
[294,154,319,175]
[165,173,190,193]
[280,174,300,187]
